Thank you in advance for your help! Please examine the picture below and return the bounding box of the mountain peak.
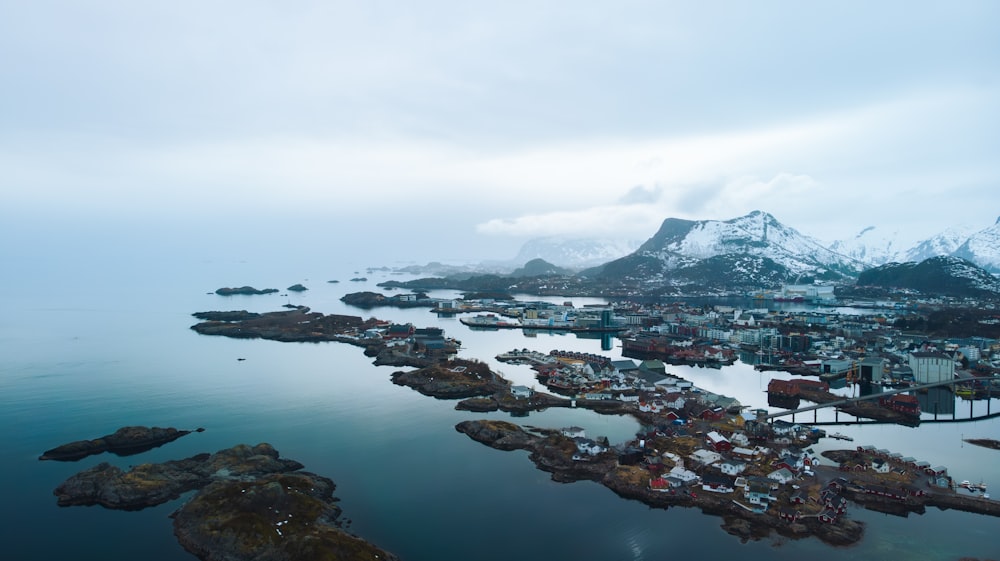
[634,211,864,280]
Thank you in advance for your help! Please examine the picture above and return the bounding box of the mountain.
[825,219,1000,273]
[856,256,1000,298]
[902,225,978,264]
[828,226,906,266]
[585,211,864,291]
[636,211,865,276]
[508,236,641,269]
[951,217,1000,274]
[508,258,572,278]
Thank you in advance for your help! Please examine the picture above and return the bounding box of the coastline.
[188,303,1000,550]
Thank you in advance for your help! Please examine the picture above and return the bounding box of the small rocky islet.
[48,435,397,561]
[964,438,1000,451]
[39,426,202,461]
[214,286,280,296]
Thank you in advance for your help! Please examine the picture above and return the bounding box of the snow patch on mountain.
[903,224,978,263]
[510,236,641,269]
[828,226,907,266]
[637,210,864,277]
[951,217,1000,273]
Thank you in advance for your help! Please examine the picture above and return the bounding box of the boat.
[829,432,854,441]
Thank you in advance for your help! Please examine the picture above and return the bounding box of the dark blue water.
[2,257,998,560]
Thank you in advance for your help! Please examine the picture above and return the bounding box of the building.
[859,357,886,383]
[908,352,955,384]
[510,385,534,399]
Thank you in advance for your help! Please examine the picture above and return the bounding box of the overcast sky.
[3,1,998,264]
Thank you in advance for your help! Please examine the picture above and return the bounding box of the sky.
[2,1,999,265]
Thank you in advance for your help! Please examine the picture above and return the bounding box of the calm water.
[2,257,998,561]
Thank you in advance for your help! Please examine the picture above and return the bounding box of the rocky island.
[965,438,1000,451]
[54,442,397,561]
[390,358,508,399]
[191,306,374,343]
[340,290,434,309]
[214,286,279,296]
[40,426,202,461]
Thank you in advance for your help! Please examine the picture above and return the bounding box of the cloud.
[476,205,667,240]
[618,184,663,205]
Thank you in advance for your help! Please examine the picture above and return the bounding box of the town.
[189,286,1000,546]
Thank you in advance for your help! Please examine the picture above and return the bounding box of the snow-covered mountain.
[509,236,641,269]
[901,225,979,264]
[827,221,998,270]
[951,218,1000,273]
[857,256,1000,297]
[634,210,865,277]
[583,211,866,292]
[828,226,906,266]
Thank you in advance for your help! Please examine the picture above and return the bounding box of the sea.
[3,252,999,561]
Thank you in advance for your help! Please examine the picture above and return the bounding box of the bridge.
[790,409,1000,426]
[763,376,997,420]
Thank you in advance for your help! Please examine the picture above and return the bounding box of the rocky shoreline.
[53,442,397,560]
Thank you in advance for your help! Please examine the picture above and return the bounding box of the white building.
[908,352,955,384]
[689,449,722,466]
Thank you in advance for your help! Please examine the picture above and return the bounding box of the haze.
[2,1,998,269]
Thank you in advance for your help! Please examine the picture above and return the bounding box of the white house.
[768,467,796,485]
[732,446,760,460]
[719,460,747,476]
[690,449,722,466]
[573,437,606,457]
[510,385,534,399]
[668,465,699,484]
[639,400,664,414]
[663,395,686,410]
[730,432,751,447]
